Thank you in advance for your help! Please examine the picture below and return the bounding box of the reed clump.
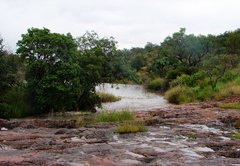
[97,92,121,102]
[116,121,147,133]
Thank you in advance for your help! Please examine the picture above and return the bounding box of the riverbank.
[1,95,240,165]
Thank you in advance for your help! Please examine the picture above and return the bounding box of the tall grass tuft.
[164,85,183,104]
[148,78,165,91]
[116,121,147,133]
[97,92,121,102]
[94,109,135,123]
[215,84,240,99]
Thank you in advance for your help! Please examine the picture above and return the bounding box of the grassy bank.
[162,66,240,104]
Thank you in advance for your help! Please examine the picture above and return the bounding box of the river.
[96,83,173,112]
[17,84,172,121]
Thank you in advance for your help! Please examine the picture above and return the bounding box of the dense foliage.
[1,27,240,119]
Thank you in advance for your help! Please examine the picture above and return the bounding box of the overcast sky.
[0,0,240,52]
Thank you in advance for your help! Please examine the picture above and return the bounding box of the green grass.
[116,121,147,133]
[163,65,240,104]
[230,130,240,139]
[97,92,121,102]
[94,109,135,123]
[219,104,240,109]
[187,134,197,139]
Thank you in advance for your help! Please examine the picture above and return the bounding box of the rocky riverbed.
[1,95,240,166]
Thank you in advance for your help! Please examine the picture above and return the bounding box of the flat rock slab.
[1,95,240,165]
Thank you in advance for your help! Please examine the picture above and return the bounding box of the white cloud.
[0,0,240,51]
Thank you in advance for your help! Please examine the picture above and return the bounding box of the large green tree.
[161,28,212,67]
[17,28,83,113]
[76,31,117,82]
[0,36,20,119]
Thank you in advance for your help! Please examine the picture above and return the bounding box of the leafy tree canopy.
[16,28,100,113]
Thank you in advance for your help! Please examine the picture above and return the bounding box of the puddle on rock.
[194,147,215,152]
[122,159,141,164]
[1,127,8,131]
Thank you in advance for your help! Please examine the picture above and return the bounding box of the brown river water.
[96,83,173,112]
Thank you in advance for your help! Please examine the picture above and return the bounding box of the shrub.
[4,87,31,118]
[0,102,11,120]
[148,78,165,91]
[169,75,185,88]
[219,71,237,83]
[116,121,147,133]
[197,86,213,101]
[164,85,183,104]
[94,109,135,123]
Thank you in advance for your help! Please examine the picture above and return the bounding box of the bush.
[219,71,237,83]
[196,86,213,101]
[181,71,206,87]
[4,87,31,118]
[165,85,212,104]
[169,75,185,88]
[148,78,166,91]
[164,85,183,104]
[0,102,11,120]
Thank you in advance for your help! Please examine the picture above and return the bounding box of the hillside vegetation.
[1,28,240,119]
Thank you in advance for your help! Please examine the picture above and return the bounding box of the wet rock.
[219,151,240,158]
[90,107,97,113]
[132,148,160,157]
[0,119,79,129]
[55,129,68,135]
[203,140,240,151]
[1,94,240,165]
[85,122,117,129]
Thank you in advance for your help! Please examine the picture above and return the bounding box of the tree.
[0,36,20,119]
[203,54,238,90]
[17,28,82,113]
[0,36,19,95]
[76,31,118,82]
[161,28,212,69]
[130,54,145,72]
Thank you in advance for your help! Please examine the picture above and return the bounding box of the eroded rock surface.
[1,95,240,165]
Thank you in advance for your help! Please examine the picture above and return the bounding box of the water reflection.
[96,83,173,111]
